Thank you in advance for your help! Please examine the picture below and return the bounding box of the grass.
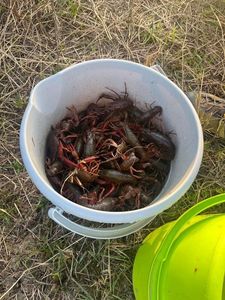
[0,0,225,299]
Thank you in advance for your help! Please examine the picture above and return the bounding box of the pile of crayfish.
[45,88,176,211]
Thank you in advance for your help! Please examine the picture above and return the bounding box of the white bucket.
[20,59,203,239]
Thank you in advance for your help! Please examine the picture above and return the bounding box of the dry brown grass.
[0,0,225,299]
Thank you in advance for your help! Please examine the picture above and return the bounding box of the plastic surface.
[20,59,203,226]
[133,193,225,300]
[20,59,203,223]
[48,207,154,239]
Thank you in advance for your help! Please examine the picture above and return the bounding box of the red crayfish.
[45,86,176,211]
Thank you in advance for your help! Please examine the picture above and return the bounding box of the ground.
[0,0,225,299]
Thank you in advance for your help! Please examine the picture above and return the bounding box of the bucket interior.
[22,60,202,213]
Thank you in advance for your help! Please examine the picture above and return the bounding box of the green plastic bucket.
[133,193,225,300]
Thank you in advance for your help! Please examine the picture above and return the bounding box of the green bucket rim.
[148,193,225,299]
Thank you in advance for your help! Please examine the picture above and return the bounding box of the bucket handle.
[48,206,153,239]
[149,193,225,298]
